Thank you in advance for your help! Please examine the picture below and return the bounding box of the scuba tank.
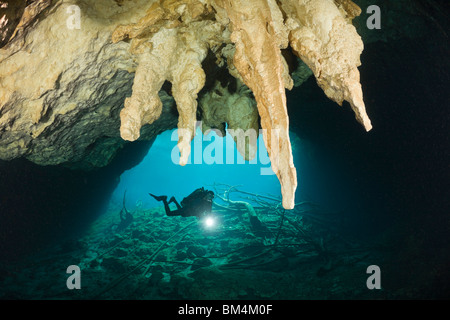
[181,187,207,207]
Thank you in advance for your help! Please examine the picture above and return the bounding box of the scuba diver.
[119,204,133,226]
[113,190,133,232]
[149,187,214,219]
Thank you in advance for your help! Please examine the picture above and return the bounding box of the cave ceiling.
[1,0,425,208]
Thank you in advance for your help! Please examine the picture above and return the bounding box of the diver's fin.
[149,193,167,202]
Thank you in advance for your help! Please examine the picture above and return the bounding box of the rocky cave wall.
[0,0,436,208]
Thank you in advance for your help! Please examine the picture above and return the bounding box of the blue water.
[112,126,284,210]
[110,122,362,215]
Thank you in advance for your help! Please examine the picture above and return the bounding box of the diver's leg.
[149,194,167,202]
[149,194,172,215]
[165,208,179,216]
[162,199,172,215]
[168,196,182,210]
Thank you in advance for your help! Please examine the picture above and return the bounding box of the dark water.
[0,4,449,301]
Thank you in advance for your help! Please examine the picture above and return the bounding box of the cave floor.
[0,200,400,300]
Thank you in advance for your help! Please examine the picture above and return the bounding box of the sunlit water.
[111,125,284,211]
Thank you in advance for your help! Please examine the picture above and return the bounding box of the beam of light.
[203,216,216,229]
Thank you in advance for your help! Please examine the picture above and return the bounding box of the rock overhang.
[0,0,373,209]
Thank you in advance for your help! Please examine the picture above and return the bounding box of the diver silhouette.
[119,204,133,225]
[149,187,214,219]
[113,190,133,232]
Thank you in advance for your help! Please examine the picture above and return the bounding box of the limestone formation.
[111,2,222,166]
[0,0,27,48]
[0,0,179,168]
[211,0,297,209]
[199,79,259,161]
[281,0,372,131]
[0,0,375,208]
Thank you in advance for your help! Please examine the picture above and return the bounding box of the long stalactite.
[0,0,372,209]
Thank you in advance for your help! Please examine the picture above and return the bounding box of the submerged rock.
[148,270,164,285]
[187,245,207,258]
[191,257,213,270]
[101,255,127,273]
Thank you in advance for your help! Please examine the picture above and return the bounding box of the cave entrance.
[110,126,282,212]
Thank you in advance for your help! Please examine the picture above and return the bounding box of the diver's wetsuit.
[149,188,214,218]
